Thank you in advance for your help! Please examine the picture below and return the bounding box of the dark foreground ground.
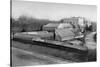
[11,39,95,67]
[11,40,75,67]
[12,47,73,67]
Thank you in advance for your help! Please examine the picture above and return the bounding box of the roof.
[43,23,60,28]
[55,28,75,41]
[18,31,54,38]
[58,23,73,29]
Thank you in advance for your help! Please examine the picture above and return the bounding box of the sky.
[12,0,97,21]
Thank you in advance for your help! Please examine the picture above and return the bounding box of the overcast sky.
[12,0,97,21]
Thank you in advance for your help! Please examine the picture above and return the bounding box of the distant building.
[61,17,86,28]
[61,17,92,33]
[42,23,60,32]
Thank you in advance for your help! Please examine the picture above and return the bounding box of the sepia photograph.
[11,0,97,67]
